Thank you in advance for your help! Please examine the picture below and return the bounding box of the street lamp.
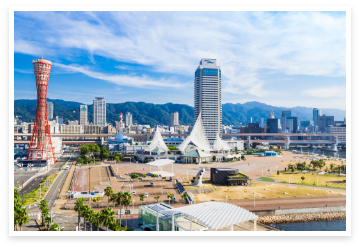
[168,197,171,206]
[253,192,255,207]
[225,195,228,203]
[133,199,135,211]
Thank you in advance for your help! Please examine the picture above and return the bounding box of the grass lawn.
[193,183,345,202]
[259,177,275,182]
[269,172,346,189]
[22,171,62,205]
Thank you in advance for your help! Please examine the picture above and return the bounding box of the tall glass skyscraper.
[93,97,106,126]
[313,108,322,127]
[47,102,53,120]
[194,58,222,143]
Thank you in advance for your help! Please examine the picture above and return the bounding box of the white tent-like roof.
[146,159,175,167]
[177,113,211,153]
[148,127,169,152]
[159,202,258,231]
[212,133,232,151]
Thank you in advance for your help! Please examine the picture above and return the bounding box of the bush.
[151,174,157,177]
[131,174,139,179]
[142,174,147,178]
[277,171,280,175]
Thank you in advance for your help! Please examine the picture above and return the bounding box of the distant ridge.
[14,99,346,126]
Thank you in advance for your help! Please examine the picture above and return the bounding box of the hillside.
[14,99,346,126]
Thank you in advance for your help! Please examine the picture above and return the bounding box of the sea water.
[276,220,346,231]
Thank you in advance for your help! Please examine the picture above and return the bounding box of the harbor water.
[289,147,347,159]
[276,220,346,231]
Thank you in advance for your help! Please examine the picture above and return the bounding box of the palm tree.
[92,211,102,231]
[39,199,49,225]
[104,186,113,206]
[115,192,124,226]
[154,195,160,203]
[49,223,64,231]
[122,192,132,230]
[87,209,97,231]
[74,198,86,231]
[16,207,29,231]
[45,216,52,230]
[100,207,116,231]
[110,193,117,208]
[80,205,91,231]
[167,193,174,204]
[181,192,189,203]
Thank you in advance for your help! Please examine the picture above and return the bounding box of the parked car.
[169,177,173,182]
[144,192,148,198]
[132,191,136,195]
[150,182,154,187]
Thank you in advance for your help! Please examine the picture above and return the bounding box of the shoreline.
[258,211,346,225]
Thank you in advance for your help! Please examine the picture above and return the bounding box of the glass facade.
[202,68,218,76]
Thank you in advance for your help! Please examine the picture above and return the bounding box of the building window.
[202,69,218,76]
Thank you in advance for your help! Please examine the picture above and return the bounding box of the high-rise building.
[266,109,279,133]
[170,112,179,126]
[282,110,292,118]
[47,102,53,120]
[26,58,55,165]
[79,105,88,125]
[313,108,322,127]
[194,58,222,143]
[126,112,132,127]
[317,115,334,132]
[285,117,298,133]
[56,116,63,125]
[93,97,106,126]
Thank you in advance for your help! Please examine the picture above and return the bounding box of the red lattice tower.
[26,58,55,165]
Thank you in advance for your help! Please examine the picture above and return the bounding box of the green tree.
[301,176,305,183]
[142,174,147,178]
[145,157,150,163]
[100,207,116,231]
[330,163,334,172]
[318,160,326,171]
[15,207,29,231]
[86,209,96,232]
[74,198,86,231]
[222,156,226,162]
[131,174,139,179]
[212,155,216,162]
[122,192,132,230]
[115,192,125,224]
[234,147,239,154]
[49,223,64,231]
[100,145,110,161]
[104,186,114,206]
[39,199,49,225]
[114,156,120,162]
[151,174,157,177]
[91,211,102,231]
[140,195,145,205]
[167,193,174,204]
[269,145,275,150]
[181,192,189,202]
[154,195,160,203]
[241,155,245,160]
[80,145,90,156]
[80,205,91,231]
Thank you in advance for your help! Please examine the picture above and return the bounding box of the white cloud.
[53,63,186,89]
[302,86,346,98]
[14,11,346,104]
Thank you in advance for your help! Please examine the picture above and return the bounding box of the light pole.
[225,195,227,203]
[253,192,255,207]
[132,199,135,211]
[168,197,171,206]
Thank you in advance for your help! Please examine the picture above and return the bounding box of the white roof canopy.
[177,113,211,153]
[160,202,258,230]
[146,159,175,167]
[212,133,232,151]
[148,127,169,152]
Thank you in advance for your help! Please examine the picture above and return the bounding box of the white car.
[144,192,148,198]
[132,191,136,195]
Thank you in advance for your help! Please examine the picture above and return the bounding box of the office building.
[79,105,88,125]
[266,110,279,133]
[56,116,63,125]
[68,120,79,125]
[313,108,322,127]
[125,112,132,127]
[194,58,222,143]
[282,110,292,118]
[47,102,53,120]
[170,112,179,126]
[326,125,346,143]
[317,115,335,132]
[285,117,298,133]
[260,118,266,128]
[300,121,314,131]
[93,97,106,126]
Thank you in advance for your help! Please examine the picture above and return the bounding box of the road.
[22,157,75,231]
[14,171,37,187]
[19,158,67,195]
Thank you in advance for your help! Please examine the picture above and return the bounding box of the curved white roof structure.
[177,113,211,153]
[146,159,174,167]
[212,133,232,151]
[159,202,258,231]
[148,128,169,152]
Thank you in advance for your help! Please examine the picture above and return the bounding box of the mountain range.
[14,99,346,126]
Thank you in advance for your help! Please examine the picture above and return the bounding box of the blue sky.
[14,11,346,109]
